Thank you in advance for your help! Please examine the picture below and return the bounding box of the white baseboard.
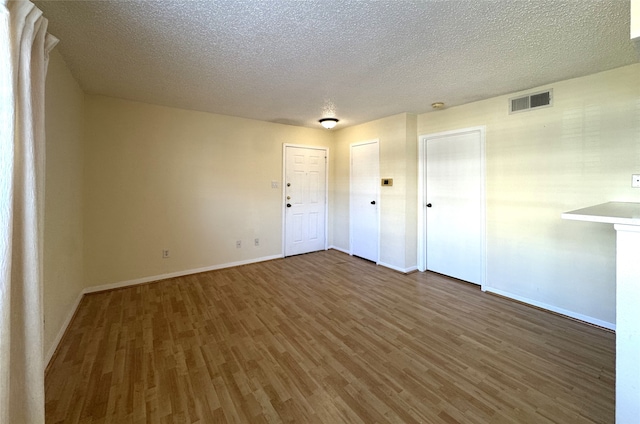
[327,247,418,274]
[83,254,283,294]
[377,261,419,274]
[483,286,615,331]
[45,290,84,367]
[328,245,351,255]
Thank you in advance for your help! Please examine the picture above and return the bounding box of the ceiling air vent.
[509,89,552,114]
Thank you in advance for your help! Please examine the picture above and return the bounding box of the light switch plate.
[633,174,640,188]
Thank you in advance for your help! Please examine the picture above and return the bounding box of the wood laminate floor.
[45,250,615,423]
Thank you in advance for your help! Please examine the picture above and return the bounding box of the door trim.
[417,127,487,287]
[349,139,380,263]
[282,144,329,256]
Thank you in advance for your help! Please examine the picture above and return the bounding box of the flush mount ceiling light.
[431,102,445,110]
[319,117,339,129]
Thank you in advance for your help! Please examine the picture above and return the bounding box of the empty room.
[3,0,640,423]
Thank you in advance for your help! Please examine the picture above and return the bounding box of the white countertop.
[561,202,640,226]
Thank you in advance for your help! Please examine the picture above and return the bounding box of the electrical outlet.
[632,174,640,188]
[162,249,170,258]
[254,238,260,246]
[236,240,241,248]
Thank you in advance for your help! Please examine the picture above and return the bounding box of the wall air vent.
[509,89,552,114]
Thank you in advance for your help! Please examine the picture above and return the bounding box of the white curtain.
[0,1,57,422]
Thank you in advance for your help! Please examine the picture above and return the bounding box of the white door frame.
[349,139,380,262]
[282,144,329,256]
[417,127,487,287]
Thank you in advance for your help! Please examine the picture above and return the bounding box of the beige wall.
[83,96,333,287]
[418,64,640,326]
[333,113,418,271]
[43,50,85,358]
[632,0,640,39]
[404,115,418,268]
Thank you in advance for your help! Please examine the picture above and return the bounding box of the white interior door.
[422,128,485,284]
[284,146,327,256]
[350,140,379,262]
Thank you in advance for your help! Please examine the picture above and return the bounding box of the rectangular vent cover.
[510,90,552,113]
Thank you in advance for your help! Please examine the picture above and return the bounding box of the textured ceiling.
[36,0,639,129]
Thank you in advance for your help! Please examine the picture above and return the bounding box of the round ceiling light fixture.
[319,117,339,129]
[431,102,445,110]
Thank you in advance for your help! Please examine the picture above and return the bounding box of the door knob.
[426,203,432,207]
[286,203,292,208]
[371,201,376,205]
